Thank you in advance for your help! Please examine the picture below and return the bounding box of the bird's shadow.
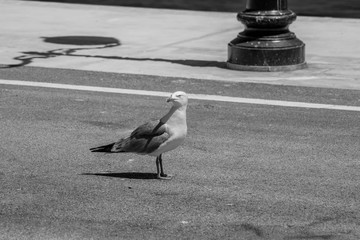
[81,172,158,179]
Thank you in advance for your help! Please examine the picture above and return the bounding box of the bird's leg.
[156,154,173,180]
[156,156,161,177]
[159,154,166,177]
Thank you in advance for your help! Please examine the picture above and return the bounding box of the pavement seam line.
[1,79,360,112]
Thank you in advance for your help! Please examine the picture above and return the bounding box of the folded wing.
[90,120,169,154]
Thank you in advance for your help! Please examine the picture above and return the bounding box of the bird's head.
[166,91,188,108]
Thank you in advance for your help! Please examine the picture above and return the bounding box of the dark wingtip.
[89,143,115,153]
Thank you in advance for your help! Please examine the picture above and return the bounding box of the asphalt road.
[1,67,360,239]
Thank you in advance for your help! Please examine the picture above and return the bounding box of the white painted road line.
[1,79,360,112]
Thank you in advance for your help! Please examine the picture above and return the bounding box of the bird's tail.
[90,143,115,153]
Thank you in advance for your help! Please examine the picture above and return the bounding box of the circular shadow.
[41,36,121,46]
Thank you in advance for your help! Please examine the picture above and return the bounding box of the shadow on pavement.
[1,36,121,68]
[82,172,158,179]
[42,36,121,46]
[1,35,226,69]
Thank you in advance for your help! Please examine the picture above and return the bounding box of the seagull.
[90,91,188,180]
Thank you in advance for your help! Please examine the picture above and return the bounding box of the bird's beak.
[166,94,176,102]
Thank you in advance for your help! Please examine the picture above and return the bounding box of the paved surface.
[1,73,360,239]
[1,0,360,90]
[1,1,360,240]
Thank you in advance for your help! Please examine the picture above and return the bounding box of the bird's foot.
[156,173,173,180]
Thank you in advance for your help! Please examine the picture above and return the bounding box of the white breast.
[149,123,187,156]
[149,105,187,156]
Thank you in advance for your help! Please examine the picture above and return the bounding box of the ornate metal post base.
[227,0,306,71]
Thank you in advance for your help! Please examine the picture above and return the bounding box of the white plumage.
[90,91,188,180]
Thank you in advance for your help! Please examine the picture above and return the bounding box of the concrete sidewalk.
[1,0,360,90]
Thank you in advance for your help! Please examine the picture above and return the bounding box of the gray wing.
[111,120,169,154]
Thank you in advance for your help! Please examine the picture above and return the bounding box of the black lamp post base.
[227,31,306,72]
[227,62,306,72]
[227,0,306,72]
